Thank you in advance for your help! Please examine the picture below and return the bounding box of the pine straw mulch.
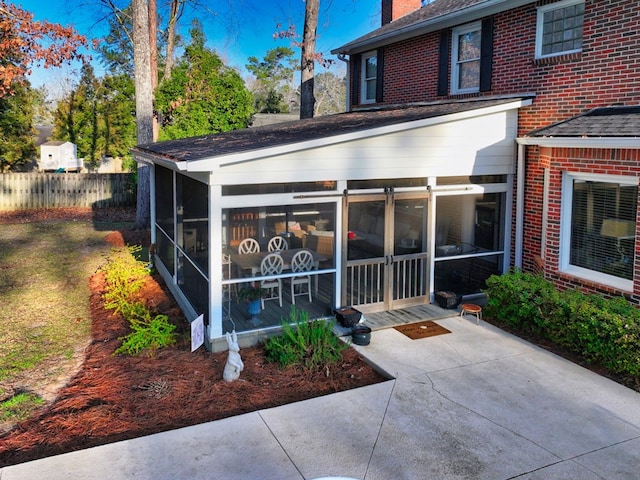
[0,210,388,467]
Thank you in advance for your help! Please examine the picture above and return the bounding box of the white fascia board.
[517,137,640,149]
[184,98,532,173]
[333,0,536,55]
[132,150,188,171]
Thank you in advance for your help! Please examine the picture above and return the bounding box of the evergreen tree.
[0,81,36,171]
[246,47,295,113]
[155,20,252,140]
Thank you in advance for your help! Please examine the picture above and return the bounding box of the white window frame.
[535,0,584,59]
[360,51,377,104]
[560,171,638,292]
[451,22,481,95]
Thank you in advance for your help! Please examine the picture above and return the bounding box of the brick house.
[333,0,640,302]
[132,0,639,349]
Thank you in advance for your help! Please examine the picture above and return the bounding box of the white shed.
[39,141,83,171]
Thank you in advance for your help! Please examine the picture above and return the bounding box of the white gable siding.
[210,109,517,185]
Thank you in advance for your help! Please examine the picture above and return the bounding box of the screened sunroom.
[132,98,531,350]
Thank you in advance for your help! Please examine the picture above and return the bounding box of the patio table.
[230,248,327,276]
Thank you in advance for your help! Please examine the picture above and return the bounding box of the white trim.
[332,0,536,55]
[535,0,584,60]
[559,171,637,292]
[360,51,377,104]
[517,137,640,149]
[515,143,525,268]
[451,22,482,95]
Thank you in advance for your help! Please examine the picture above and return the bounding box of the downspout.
[337,53,350,112]
[515,142,525,268]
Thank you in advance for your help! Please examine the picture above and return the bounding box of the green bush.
[100,246,177,357]
[484,269,561,335]
[483,270,640,377]
[264,306,349,370]
[101,246,149,315]
[114,313,177,357]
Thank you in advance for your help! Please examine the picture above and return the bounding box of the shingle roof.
[133,97,528,163]
[332,0,535,54]
[527,106,640,138]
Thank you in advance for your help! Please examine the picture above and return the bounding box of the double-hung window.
[536,0,584,59]
[451,22,481,94]
[361,51,378,104]
[561,172,638,290]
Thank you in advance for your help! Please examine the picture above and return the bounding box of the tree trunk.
[163,0,182,82]
[148,0,159,141]
[132,0,153,229]
[300,0,319,119]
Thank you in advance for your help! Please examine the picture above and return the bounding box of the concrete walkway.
[2,315,640,479]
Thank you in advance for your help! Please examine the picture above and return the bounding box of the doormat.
[394,320,451,340]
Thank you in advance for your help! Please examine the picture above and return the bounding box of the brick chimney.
[381,0,423,25]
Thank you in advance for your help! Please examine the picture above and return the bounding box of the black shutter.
[437,30,450,96]
[351,54,361,106]
[376,48,384,103]
[480,17,494,92]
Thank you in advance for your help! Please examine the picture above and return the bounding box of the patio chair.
[238,237,260,254]
[267,236,288,252]
[289,249,313,305]
[260,253,283,308]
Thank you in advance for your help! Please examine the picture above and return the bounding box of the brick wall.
[526,146,640,301]
[352,0,640,300]
[356,0,640,130]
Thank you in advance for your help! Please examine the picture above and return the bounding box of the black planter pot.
[351,324,371,346]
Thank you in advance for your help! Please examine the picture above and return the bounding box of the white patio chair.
[260,253,283,308]
[267,236,288,252]
[238,237,260,254]
[290,249,313,305]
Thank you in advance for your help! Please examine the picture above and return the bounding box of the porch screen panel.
[155,166,174,237]
[177,251,209,319]
[434,192,506,296]
[570,180,637,280]
[155,166,175,273]
[176,174,209,275]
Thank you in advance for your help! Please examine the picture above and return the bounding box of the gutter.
[332,0,536,55]
[337,53,350,112]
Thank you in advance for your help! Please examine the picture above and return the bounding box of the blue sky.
[18,0,381,92]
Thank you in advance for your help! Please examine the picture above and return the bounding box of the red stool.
[460,304,482,324]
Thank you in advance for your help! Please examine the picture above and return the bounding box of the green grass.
[0,392,45,422]
[0,217,133,422]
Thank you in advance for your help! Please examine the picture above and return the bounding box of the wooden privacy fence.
[0,173,135,210]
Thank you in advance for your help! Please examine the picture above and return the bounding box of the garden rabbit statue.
[223,330,244,382]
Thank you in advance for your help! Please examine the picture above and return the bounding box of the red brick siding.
[524,147,640,302]
[382,0,423,25]
[355,0,640,129]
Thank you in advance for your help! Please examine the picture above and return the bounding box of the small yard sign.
[191,314,205,352]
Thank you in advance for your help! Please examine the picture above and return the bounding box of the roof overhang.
[332,0,536,55]
[517,137,640,149]
[181,98,532,173]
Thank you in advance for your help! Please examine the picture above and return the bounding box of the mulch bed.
[0,208,388,468]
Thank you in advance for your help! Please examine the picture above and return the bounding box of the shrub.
[101,246,149,315]
[100,245,177,357]
[483,270,640,377]
[264,306,349,371]
[114,313,177,357]
[483,269,561,335]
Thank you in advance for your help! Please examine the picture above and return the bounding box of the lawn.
[0,208,136,429]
